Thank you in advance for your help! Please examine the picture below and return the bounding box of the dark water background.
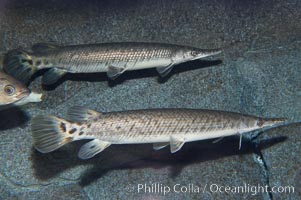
[0,0,300,199]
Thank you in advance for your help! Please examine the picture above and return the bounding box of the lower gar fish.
[31,107,286,160]
[0,71,42,109]
[3,42,222,85]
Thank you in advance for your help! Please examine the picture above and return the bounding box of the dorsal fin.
[32,43,60,53]
[67,106,101,122]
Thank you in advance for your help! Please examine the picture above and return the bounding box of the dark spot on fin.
[32,43,60,53]
[60,122,67,132]
[42,68,67,85]
[156,64,174,77]
[67,106,101,122]
[78,139,111,160]
[69,128,77,134]
[107,65,126,80]
[35,60,42,66]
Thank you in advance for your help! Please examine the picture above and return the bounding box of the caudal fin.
[3,49,37,84]
[31,115,78,153]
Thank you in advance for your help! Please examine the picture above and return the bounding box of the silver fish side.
[35,43,176,72]
[4,42,222,85]
[85,109,259,143]
[31,107,286,159]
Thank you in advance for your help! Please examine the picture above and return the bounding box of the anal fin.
[156,64,174,77]
[78,139,111,159]
[107,65,126,80]
[170,136,185,153]
[153,142,169,150]
[42,68,67,85]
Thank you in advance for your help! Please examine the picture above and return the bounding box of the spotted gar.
[31,107,286,159]
[3,42,221,85]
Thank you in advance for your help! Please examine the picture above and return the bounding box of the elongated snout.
[191,49,222,60]
[257,118,287,128]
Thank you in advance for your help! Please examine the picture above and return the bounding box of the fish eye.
[4,85,16,96]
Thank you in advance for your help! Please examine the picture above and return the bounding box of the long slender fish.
[31,107,286,160]
[3,42,222,85]
[0,71,42,109]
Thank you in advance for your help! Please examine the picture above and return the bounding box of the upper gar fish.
[31,106,286,160]
[0,71,42,109]
[3,42,222,85]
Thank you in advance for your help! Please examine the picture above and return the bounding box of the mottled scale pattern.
[87,109,259,142]
[34,43,183,73]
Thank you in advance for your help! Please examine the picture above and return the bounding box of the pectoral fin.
[170,136,185,153]
[78,139,111,160]
[42,68,67,85]
[153,142,169,150]
[107,65,126,80]
[239,134,243,150]
[156,64,174,77]
[237,121,247,150]
[238,132,243,150]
